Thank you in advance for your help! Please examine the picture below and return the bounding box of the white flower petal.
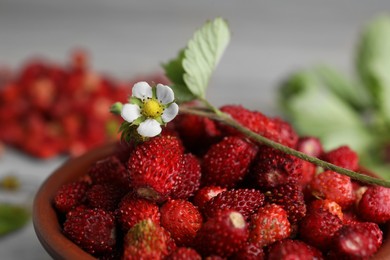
[121,104,141,123]
[137,119,162,137]
[156,84,174,104]
[132,81,153,100]
[162,103,179,123]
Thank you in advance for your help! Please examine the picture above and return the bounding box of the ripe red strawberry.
[330,222,383,259]
[203,189,265,220]
[230,242,264,260]
[63,207,116,255]
[174,113,221,153]
[251,145,302,188]
[127,135,183,202]
[219,105,298,147]
[322,145,359,171]
[358,186,390,223]
[267,239,324,260]
[123,219,176,260]
[194,210,248,257]
[160,199,203,246]
[299,207,343,251]
[53,180,89,213]
[308,199,343,221]
[296,136,324,157]
[86,183,127,212]
[171,153,201,200]
[116,193,160,232]
[166,247,201,260]
[202,136,258,188]
[192,186,227,210]
[88,155,130,189]
[264,183,306,223]
[249,204,291,247]
[309,170,355,209]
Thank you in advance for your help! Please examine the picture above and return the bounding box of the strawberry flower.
[121,81,179,137]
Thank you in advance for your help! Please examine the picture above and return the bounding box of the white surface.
[1,1,390,259]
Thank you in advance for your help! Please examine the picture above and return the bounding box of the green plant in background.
[279,14,390,178]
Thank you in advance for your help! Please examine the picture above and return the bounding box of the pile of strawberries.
[0,50,166,158]
[53,104,390,259]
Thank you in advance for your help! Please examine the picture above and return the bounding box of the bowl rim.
[32,143,116,260]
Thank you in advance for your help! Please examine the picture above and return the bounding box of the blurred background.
[1,0,390,259]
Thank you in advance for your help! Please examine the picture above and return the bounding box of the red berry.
[267,239,324,260]
[309,170,355,209]
[166,247,201,260]
[322,145,359,171]
[123,219,176,260]
[128,135,183,202]
[308,199,343,221]
[230,242,264,260]
[53,180,89,213]
[116,193,160,232]
[203,189,265,220]
[63,207,116,255]
[172,153,201,200]
[358,186,390,224]
[86,183,126,212]
[202,136,258,188]
[299,207,343,250]
[331,222,383,259]
[264,183,306,223]
[160,199,203,246]
[88,155,130,189]
[249,204,291,247]
[192,186,227,210]
[251,145,302,188]
[194,210,248,257]
[296,136,323,157]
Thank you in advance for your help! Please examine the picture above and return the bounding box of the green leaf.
[356,15,390,121]
[182,17,231,99]
[279,70,374,152]
[0,204,29,236]
[314,65,370,111]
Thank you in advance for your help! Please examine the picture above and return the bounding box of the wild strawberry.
[174,113,221,153]
[249,204,291,247]
[123,219,175,260]
[88,155,130,189]
[160,199,203,246]
[267,239,324,260]
[202,136,258,188]
[299,207,343,250]
[330,222,383,259]
[116,193,160,232]
[203,189,265,220]
[251,145,302,189]
[53,180,89,213]
[296,136,324,157]
[194,210,248,257]
[322,145,359,171]
[192,186,227,210]
[358,186,390,223]
[219,105,298,147]
[309,170,355,209]
[264,183,306,223]
[308,199,343,221]
[230,242,264,260]
[171,153,201,200]
[166,247,202,260]
[63,207,116,255]
[127,135,183,202]
[86,183,126,212]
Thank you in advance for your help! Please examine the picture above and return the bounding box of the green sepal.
[129,97,143,107]
[110,102,123,115]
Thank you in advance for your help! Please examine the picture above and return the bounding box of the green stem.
[180,106,390,188]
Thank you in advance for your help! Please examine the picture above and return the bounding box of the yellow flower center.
[142,99,163,118]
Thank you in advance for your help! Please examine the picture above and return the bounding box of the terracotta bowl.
[33,143,390,259]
